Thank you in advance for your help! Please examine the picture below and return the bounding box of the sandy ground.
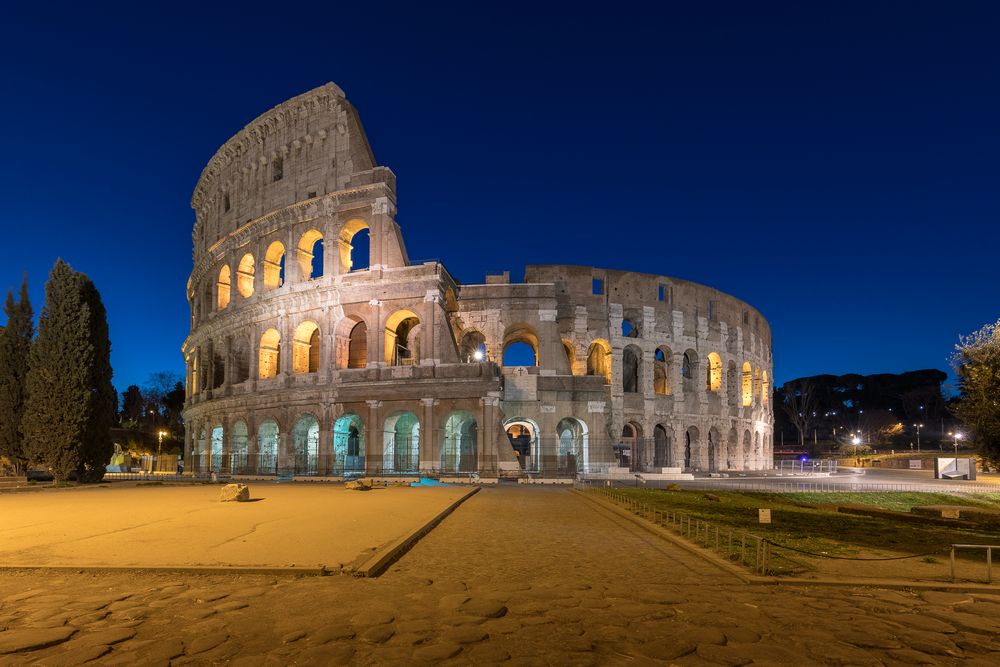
[0,483,467,569]
[1,486,999,665]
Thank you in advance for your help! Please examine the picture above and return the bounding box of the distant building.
[182,83,774,478]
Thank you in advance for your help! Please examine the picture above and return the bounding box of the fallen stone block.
[345,479,372,491]
[220,483,250,502]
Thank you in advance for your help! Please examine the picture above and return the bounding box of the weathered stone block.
[220,483,250,502]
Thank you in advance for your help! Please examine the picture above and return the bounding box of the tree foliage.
[21,260,114,481]
[780,379,818,448]
[953,319,1000,467]
[0,276,33,474]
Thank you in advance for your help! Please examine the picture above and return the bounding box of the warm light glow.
[852,437,860,445]
[473,349,484,361]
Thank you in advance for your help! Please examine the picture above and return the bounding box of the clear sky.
[0,1,997,391]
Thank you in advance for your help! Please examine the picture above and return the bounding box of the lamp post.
[913,423,922,452]
[952,432,962,458]
[852,436,860,466]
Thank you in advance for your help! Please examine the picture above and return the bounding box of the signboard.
[758,509,772,524]
[909,459,922,469]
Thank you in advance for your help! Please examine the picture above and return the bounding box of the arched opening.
[237,253,255,298]
[562,339,576,375]
[212,347,225,389]
[654,424,671,468]
[622,345,641,393]
[557,417,589,474]
[385,309,420,366]
[383,411,420,473]
[263,241,285,290]
[348,320,367,368]
[762,371,770,406]
[754,368,762,403]
[231,421,249,472]
[682,351,696,381]
[502,325,539,366]
[621,319,639,338]
[505,418,540,471]
[727,361,738,403]
[743,430,752,468]
[619,422,642,469]
[458,329,487,362]
[339,219,370,272]
[292,321,320,374]
[706,352,722,393]
[684,427,699,470]
[708,427,720,471]
[586,339,611,382]
[297,229,324,280]
[292,414,320,475]
[258,328,281,379]
[257,419,279,474]
[727,428,738,470]
[217,265,231,310]
[654,347,671,395]
[232,338,250,384]
[190,353,198,396]
[334,414,365,473]
[742,362,753,406]
[441,411,478,473]
[210,425,224,472]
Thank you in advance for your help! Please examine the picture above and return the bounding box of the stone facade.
[182,83,774,478]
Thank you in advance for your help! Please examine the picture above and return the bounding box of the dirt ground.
[0,483,468,569]
[1,485,999,665]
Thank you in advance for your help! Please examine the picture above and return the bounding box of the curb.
[0,565,328,577]
[573,490,1000,593]
[350,486,481,578]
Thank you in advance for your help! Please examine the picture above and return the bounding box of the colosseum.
[182,83,774,480]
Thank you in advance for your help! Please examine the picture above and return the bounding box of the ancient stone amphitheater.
[182,83,773,479]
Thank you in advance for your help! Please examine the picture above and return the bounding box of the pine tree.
[0,276,34,474]
[78,276,115,482]
[22,260,94,481]
[953,318,1000,468]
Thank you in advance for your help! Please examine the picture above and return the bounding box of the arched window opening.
[586,340,611,382]
[562,339,576,374]
[292,321,320,374]
[383,411,420,473]
[654,347,671,395]
[348,320,367,368]
[654,424,671,468]
[708,428,719,471]
[618,422,641,469]
[257,420,279,474]
[334,414,365,472]
[297,229,324,280]
[502,325,539,367]
[762,371,770,406]
[441,411,478,473]
[505,418,539,471]
[190,354,198,395]
[685,427,698,470]
[459,330,487,362]
[741,362,753,406]
[237,253,255,298]
[217,265,231,310]
[682,352,695,380]
[231,421,249,472]
[557,417,589,474]
[622,346,640,393]
[292,415,320,475]
[753,368,762,402]
[263,241,286,289]
[622,319,639,338]
[212,348,225,389]
[259,328,281,379]
[706,352,722,393]
[339,219,370,273]
[727,428,738,470]
[210,425,224,473]
[385,310,420,366]
[232,339,250,384]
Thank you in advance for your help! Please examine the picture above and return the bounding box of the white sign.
[909,459,922,469]
[758,509,772,524]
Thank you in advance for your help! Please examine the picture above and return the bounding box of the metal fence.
[776,459,838,474]
[625,479,1000,494]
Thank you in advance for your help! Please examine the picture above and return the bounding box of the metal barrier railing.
[951,543,999,583]
[579,483,775,575]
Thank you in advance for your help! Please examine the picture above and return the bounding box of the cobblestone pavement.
[2,486,1000,665]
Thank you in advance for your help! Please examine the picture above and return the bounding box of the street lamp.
[852,436,861,465]
[913,423,923,452]
[158,430,167,457]
[952,432,962,458]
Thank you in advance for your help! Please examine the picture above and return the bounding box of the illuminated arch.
[459,329,487,362]
[231,420,249,471]
[502,324,538,367]
[297,229,324,280]
[216,265,231,310]
[263,241,285,289]
[385,309,420,366]
[706,352,722,393]
[557,417,589,473]
[754,367,762,402]
[742,362,753,407]
[258,328,281,379]
[654,346,671,395]
[334,414,365,472]
[383,411,420,472]
[339,219,370,272]
[257,419,279,474]
[237,253,255,298]
[562,338,577,375]
[292,321,320,373]
[622,344,641,393]
[586,339,611,382]
[292,414,320,474]
[762,371,770,406]
[505,417,540,471]
[441,411,478,473]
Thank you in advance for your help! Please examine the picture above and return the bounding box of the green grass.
[614,488,1000,565]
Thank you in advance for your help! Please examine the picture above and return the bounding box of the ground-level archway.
[383,412,420,473]
[334,414,365,473]
[441,411,477,473]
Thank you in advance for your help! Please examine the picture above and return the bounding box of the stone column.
[422,293,439,366]
[537,309,565,375]
[278,310,291,378]
[420,398,438,472]
[285,228,301,284]
[366,400,382,474]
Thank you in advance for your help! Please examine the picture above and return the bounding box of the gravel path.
[2,485,999,665]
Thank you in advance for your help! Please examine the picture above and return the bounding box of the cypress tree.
[78,276,115,482]
[22,260,94,481]
[0,276,34,474]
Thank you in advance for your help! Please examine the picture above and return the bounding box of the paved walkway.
[2,486,1000,665]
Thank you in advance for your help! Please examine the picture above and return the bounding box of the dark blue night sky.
[1,1,997,392]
